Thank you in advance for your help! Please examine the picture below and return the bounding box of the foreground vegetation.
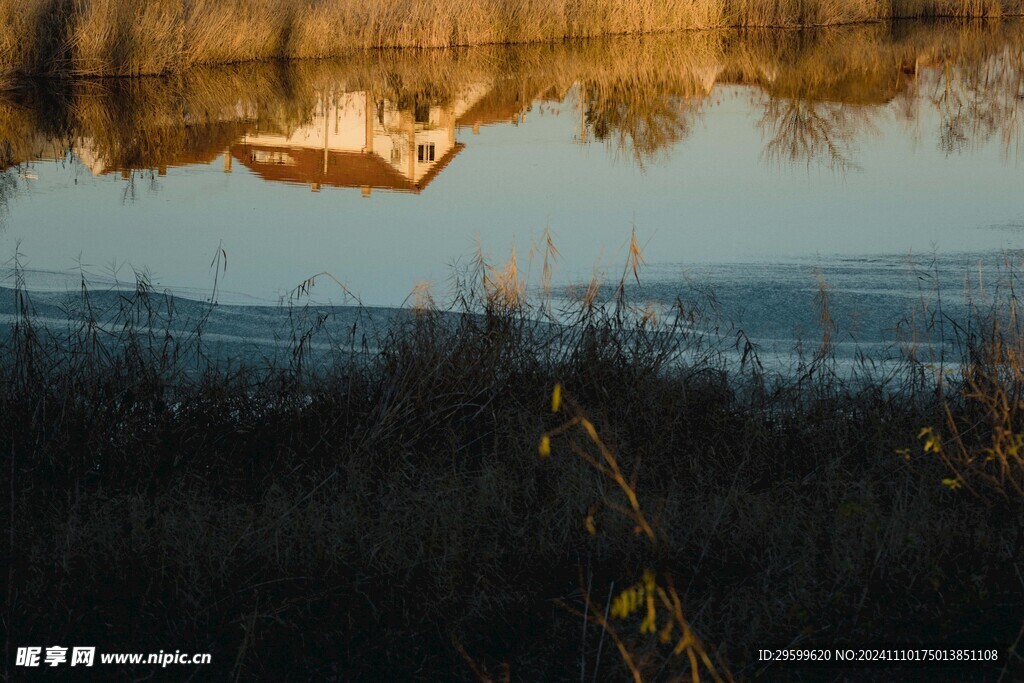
[4,244,1024,681]
[1,0,1023,77]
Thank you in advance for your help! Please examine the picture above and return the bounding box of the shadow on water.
[0,19,1021,189]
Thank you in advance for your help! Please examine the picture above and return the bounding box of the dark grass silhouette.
[4,242,1024,681]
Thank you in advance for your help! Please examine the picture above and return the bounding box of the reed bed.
[1,0,1024,77]
[3,241,1024,680]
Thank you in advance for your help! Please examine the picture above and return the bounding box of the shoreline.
[2,7,1023,78]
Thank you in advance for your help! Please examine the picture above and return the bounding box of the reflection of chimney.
[472,122,480,135]
[442,107,455,145]
[365,92,374,154]
[121,169,131,180]
[223,150,232,173]
[158,165,167,176]
[311,183,321,192]
[407,117,415,180]
[323,92,330,174]
[579,87,587,143]
[361,186,372,198]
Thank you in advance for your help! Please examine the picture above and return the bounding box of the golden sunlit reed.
[1,0,1023,77]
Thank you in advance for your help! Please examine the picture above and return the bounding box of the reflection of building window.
[414,103,431,124]
[251,150,295,166]
[417,143,435,162]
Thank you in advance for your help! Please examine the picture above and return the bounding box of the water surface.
[1,21,1023,357]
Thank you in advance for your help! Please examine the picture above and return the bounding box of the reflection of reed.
[0,21,1022,177]
[66,69,300,175]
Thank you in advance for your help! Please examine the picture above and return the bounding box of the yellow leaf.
[551,383,562,413]
[538,435,551,457]
[658,618,674,644]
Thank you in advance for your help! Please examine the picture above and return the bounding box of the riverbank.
[4,259,1024,680]
[1,0,1023,77]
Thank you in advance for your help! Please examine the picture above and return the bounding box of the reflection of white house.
[73,138,107,176]
[232,87,491,194]
[73,137,129,176]
[55,81,554,190]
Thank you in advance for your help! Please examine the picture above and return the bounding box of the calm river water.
[1,21,1022,360]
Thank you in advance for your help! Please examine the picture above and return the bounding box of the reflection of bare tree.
[893,67,924,147]
[935,90,970,154]
[0,168,16,230]
[568,35,724,166]
[582,83,701,167]
[758,95,876,171]
[923,47,1024,158]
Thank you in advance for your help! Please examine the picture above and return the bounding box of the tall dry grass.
[0,0,73,78]
[4,239,1024,680]
[1,0,1023,76]
[911,266,1024,499]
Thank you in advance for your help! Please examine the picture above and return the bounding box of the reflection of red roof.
[456,80,549,129]
[231,142,464,193]
[113,148,224,174]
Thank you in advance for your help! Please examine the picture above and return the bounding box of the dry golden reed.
[1,0,1023,77]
